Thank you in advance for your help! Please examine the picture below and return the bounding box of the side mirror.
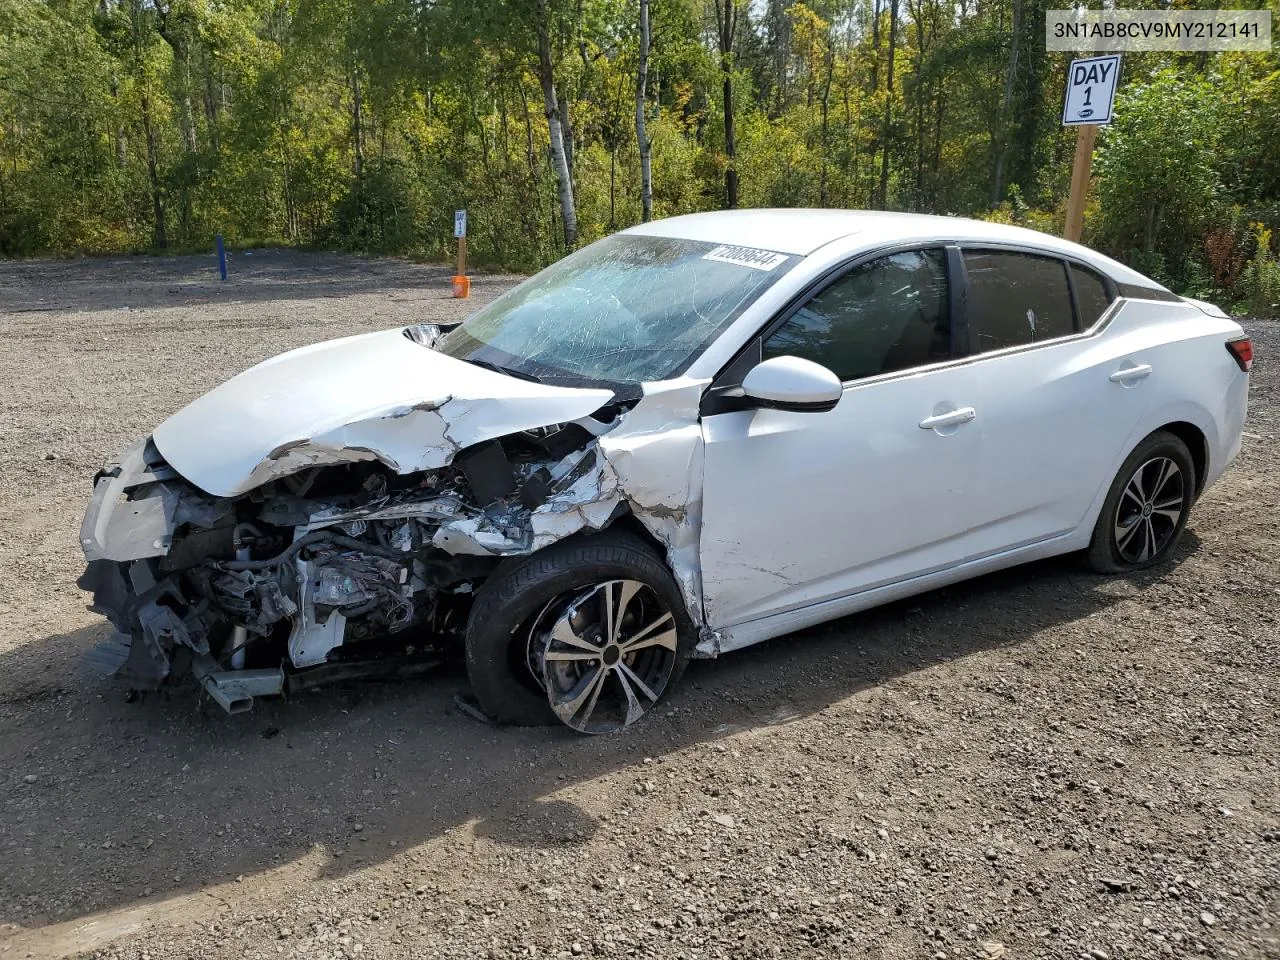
[740,356,842,413]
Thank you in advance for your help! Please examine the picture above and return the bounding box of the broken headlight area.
[77,422,623,712]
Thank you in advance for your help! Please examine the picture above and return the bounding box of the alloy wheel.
[1113,455,1185,564]
[532,579,678,734]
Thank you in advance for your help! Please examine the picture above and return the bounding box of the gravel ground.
[0,251,1276,960]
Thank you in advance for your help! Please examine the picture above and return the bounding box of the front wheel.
[464,532,697,733]
[1086,431,1196,574]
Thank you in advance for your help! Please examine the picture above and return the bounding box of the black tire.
[1086,430,1196,574]
[464,531,697,728]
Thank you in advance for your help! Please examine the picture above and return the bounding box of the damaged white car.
[79,210,1251,733]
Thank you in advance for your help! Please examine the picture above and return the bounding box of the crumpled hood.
[152,328,614,497]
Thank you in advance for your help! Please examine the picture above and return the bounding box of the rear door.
[959,250,1153,555]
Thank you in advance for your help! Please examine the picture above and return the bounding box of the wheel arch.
[471,508,679,616]
[1076,407,1217,549]
[601,508,673,562]
[463,518,698,729]
[1154,420,1209,496]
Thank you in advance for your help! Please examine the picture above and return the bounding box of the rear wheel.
[464,532,696,732]
[1086,431,1195,574]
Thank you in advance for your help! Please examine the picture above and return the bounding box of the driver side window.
[762,249,951,382]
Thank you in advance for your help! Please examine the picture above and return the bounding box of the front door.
[698,248,983,631]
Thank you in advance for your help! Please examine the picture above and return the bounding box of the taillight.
[1226,337,1253,372]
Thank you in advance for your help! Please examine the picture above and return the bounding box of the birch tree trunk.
[536,0,577,247]
[111,75,128,166]
[179,79,197,153]
[635,0,653,222]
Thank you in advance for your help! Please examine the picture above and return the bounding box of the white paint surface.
[740,356,843,406]
[152,329,613,497]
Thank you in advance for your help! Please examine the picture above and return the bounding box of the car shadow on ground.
[0,536,1200,931]
[0,250,513,315]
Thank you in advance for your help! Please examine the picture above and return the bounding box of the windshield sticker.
[702,245,789,271]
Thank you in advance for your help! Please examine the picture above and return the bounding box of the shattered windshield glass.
[437,235,795,386]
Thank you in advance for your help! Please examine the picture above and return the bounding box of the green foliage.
[331,161,421,253]
[0,0,1276,306]
[1239,224,1280,318]
[979,186,1059,237]
[1093,69,1227,290]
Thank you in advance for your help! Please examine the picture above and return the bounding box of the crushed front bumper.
[79,438,183,563]
[77,439,226,688]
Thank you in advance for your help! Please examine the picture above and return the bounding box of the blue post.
[215,234,227,281]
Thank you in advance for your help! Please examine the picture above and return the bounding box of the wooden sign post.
[1061,55,1120,243]
[1063,124,1098,243]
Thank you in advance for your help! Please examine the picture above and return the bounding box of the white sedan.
[78,210,1251,733]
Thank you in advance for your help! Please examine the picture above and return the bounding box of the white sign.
[454,209,467,238]
[702,244,789,271]
[1062,54,1120,125]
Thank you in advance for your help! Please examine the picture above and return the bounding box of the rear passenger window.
[963,251,1074,353]
[1070,263,1114,327]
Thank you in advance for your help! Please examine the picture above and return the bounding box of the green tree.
[0,0,1275,306]
[1095,69,1228,285]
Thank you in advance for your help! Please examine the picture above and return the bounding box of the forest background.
[2,0,1278,313]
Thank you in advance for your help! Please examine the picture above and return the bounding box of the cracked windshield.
[438,235,794,385]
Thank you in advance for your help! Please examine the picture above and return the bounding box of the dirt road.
[1,251,1276,960]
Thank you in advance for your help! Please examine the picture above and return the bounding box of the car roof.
[623,209,1160,289]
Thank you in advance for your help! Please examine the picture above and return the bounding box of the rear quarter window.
[1070,263,1115,328]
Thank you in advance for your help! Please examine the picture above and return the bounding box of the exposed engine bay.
[77,327,711,714]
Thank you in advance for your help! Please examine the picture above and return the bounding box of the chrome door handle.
[1110,363,1152,383]
[919,407,977,430]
